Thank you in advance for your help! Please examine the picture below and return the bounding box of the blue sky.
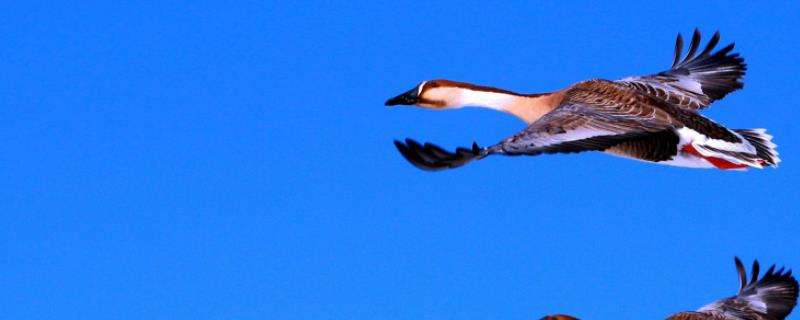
[2,1,799,319]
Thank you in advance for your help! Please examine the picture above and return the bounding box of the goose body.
[387,30,779,171]
[538,258,798,320]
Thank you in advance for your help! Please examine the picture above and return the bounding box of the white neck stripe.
[457,89,515,111]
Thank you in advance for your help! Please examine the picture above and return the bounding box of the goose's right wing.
[618,29,746,111]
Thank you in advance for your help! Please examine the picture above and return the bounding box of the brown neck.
[422,80,565,123]
[499,91,565,124]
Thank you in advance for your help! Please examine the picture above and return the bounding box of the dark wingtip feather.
[672,33,684,67]
[751,260,761,286]
[714,43,736,57]
[394,139,437,171]
[682,28,702,64]
[699,31,721,57]
[621,29,747,110]
[672,29,747,101]
[736,257,748,293]
[392,138,488,171]
[766,265,777,277]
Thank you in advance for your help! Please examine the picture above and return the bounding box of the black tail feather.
[734,129,780,166]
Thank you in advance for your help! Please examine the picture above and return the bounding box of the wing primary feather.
[394,139,408,154]
[714,43,736,57]
[699,30,721,57]
[394,140,427,168]
[672,33,684,67]
[736,257,748,293]
[403,141,437,169]
[681,28,702,64]
[424,142,453,159]
[411,140,449,168]
[751,260,761,286]
[398,139,443,170]
[765,265,777,278]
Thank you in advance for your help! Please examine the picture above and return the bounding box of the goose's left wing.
[493,99,676,157]
[618,29,746,111]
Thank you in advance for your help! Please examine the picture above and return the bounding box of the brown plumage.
[388,29,779,171]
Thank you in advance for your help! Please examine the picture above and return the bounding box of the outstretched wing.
[618,29,746,110]
[494,99,676,157]
[694,258,799,320]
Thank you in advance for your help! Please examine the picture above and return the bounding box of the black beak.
[385,86,419,106]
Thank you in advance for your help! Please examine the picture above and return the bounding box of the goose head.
[385,79,475,109]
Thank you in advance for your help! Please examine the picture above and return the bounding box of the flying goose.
[537,258,798,320]
[387,30,779,171]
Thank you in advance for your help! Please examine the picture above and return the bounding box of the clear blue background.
[2,1,798,319]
